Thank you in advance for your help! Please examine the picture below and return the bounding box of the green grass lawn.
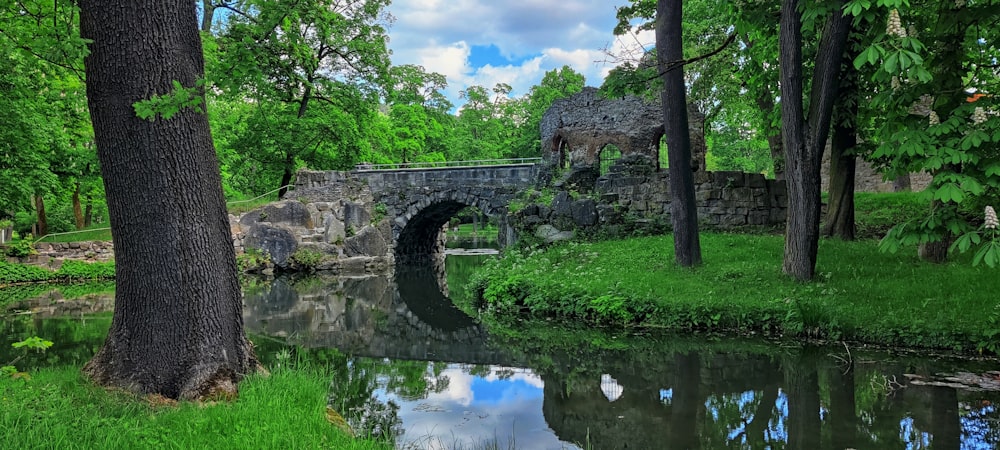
[0,366,390,449]
[467,232,1000,354]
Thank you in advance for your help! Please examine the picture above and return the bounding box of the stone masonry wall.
[512,156,786,243]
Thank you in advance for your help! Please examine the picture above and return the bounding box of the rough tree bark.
[33,193,48,237]
[824,32,862,240]
[79,0,260,400]
[780,0,850,280]
[656,0,702,267]
[72,182,85,230]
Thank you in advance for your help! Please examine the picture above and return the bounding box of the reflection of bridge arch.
[242,266,503,363]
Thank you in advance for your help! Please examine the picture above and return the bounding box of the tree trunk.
[657,0,702,267]
[73,182,85,230]
[755,93,785,181]
[201,0,215,32]
[34,193,48,237]
[827,364,858,450]
[823,120,857,240]
[823,32,861,240]
[79,0,260,400]
[84,193,93,227]
[278,151,295,199]
[786,363,821,450]
[780,0,850,280]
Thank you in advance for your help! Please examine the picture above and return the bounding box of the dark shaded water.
[4,245,1000,449]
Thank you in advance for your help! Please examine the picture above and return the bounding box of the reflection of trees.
[0,315,111,368]
[326,356,455,445]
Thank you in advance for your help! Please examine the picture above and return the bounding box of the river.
[3,241,1000,449]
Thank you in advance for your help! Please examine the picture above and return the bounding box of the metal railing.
[354,157,541,171]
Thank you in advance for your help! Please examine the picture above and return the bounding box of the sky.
[384,0,655,109]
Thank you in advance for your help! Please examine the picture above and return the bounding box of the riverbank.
[465,232,1000,354]
[0,364,389,449]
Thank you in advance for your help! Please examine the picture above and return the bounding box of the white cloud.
[386,0,638,107]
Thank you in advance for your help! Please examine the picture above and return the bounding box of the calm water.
[4,244,1000,449]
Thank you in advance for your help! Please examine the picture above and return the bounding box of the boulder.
[571,199,598,227]
[344,225,388,257]
[534,224,575,244]
[244,223,298,268]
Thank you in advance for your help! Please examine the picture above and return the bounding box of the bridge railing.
[354,157,542,171]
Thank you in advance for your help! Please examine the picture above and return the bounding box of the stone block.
[260,200,314,228]
[534,224,575,244]
[344,225,388,257]
[244,223,298,269]
[571,199,598,227]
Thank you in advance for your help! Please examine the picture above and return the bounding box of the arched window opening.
[552,136,571,170]
[599,144,622,176]
[658,135,669,171]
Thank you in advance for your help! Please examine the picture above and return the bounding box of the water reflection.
[4,254,1000,449]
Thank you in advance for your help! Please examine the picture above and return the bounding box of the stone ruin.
[538,87,707,183]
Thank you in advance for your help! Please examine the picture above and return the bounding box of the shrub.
[3,239,36,258]
[290,248,324,271]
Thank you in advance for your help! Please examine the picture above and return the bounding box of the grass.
[467,232,1000,354]
[0,365,390,449]
[449,223,498,239]
[34,224,113,243]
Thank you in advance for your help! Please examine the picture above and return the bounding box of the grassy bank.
[0,365,389,449]
[466,232,1000,354]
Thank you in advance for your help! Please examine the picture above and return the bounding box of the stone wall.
[820,151,932,193]
[8,241,116,266]
[512,156,787,243]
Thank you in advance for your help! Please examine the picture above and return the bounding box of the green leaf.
[933,183,964,203]
[884,52,899,73]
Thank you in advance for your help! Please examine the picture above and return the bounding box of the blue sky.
[384,0,654,109]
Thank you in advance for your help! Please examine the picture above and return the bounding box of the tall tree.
[212,0,391,197]
[779,0,851,280]
[78,0,260,399]
[657,0,702,267]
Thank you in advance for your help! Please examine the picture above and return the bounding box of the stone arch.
[550,133,571,170]
[392,190,505,263]
[598,143,622,176]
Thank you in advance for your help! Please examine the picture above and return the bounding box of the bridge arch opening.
[394,197,501,265]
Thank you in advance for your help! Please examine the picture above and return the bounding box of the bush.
[3,239,36,258]
[54,260,115,280]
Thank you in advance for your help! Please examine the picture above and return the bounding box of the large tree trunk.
[79,0,260,400]
[780,0,850,280]
[657,0,702,267]
[33,193,48,237]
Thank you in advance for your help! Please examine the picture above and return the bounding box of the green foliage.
[3,336,54,376]
[469,232,1000,353]
[236,248,271,273]
[3,239,36,258]
[133,79,206,121]
[290,248,325,270]
[372,202,388,224]
[0,281,115,309]
[0,260,114,285]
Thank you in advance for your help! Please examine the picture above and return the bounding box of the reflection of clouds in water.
[601,374,623,402]
[383,363,579,450]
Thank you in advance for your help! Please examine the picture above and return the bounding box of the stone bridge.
[232,163,539,274]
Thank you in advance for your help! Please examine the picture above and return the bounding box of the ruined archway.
[599,144,622,176]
